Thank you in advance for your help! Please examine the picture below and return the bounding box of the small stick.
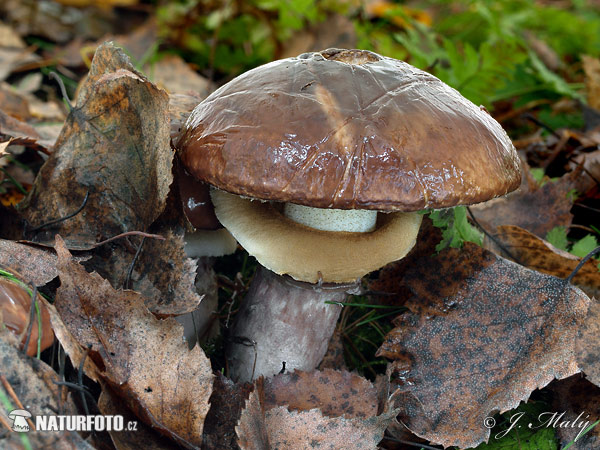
[566,246,600,284]
[0,410,13,431]
[124,236,146,289]
[21,286,38,356]
[29,191,89,232]
[0,375,35,431]
[91,231,164,249]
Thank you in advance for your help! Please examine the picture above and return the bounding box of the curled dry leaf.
[19,42,172,247]
[551,375,600,449]
[470,163,579,237]
[377,242,590,448]
[0,328,89,449]
[236,369,397,450]
[54,236,213,448]
[492,225,600,299]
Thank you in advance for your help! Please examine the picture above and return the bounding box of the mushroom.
[177,48,521,382]
[175,162,237,348]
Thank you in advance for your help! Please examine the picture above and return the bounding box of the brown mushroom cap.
[178,48,521,211]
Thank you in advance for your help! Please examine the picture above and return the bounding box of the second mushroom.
[177,48,521,382]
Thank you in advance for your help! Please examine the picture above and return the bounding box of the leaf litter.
[375,241,591,448]
[53,235,213,448]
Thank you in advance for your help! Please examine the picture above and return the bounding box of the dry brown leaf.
[471,163,579,237]
[0,83,30,120]
[86,228,204,316]
[317,330,347,371]
[202,373,253,450]
[54,235,213,448]
[98,385,178,450]
[492,225,600,299]
[552,375,600,449]
[577,298,600,387]
[0,328,90,449]
[236,369,397,450]
[0,238,89,286]
[149,54,212,98]
[19,42,172,248]
[377,242,590,448]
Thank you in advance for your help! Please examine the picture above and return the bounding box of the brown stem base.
[226,266,346,382]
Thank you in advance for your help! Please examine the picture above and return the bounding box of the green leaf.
[545,226,569,251]
[428,206,483,251]
[571,235,599,258]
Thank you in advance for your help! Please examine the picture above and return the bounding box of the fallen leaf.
[377,242,590,448]
[19,42,173,248]
[149,54,213,98]
[0,238,89,286]
[0,277,54,356]
[317,330,347,371]
[576,298,600,387]
[54,235,213,448]
[471,163,579,237]
[551,375,600,449]
[492,225,600,299]
[0,328,89,449]
[88,229,204,316]
[98,384,178,450]
[0,82,30,120]
[202,373,253,450]
[236,369,397,449]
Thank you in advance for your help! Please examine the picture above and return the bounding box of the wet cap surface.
[178,49,521,211]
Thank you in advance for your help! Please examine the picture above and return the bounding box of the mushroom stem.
[284,203,377,232]
[226,266,348,382]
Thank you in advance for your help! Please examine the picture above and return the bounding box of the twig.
[382,435,442,450]
[90,231,164,249]
[566,246,600,284]
[51,381,96,405]
[21,285,38,356]
[78,347,91,416]
[48,71,72,110]
[467,207,521,264]
[29,191,89,233]
[0,410,13,432]
[124,236,146,289]
[0,375,35,431]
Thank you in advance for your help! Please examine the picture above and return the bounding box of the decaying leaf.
[0,328,89,449]
[551,375,600,449]
[0,238,89,286]
[168,93,204,140]
[471,163,579,237]
[54,236,213,448]
[19,42,172,248]
[150,54,213,98]
[377,242,590,448]
[98,384,178,450]
[492,225,600,299]
[576,298,600,387]
[236,369,397,450]
[202,373,253,450]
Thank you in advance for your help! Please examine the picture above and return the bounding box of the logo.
[8,409,32,432]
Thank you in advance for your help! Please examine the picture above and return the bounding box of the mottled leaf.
[471,164,580,237]
[377,243,590,448]
[19,42,172,248]
[493,225,600,299]
[236,370,397,450]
